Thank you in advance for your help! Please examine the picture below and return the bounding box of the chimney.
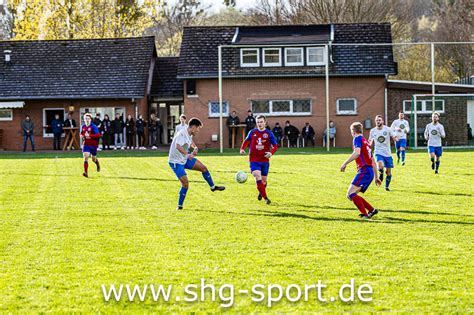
[4,50,11,63]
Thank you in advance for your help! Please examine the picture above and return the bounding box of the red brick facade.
[184,76,386,148]
[0,98,148,150]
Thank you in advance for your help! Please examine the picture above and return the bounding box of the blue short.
[375,154,394,168]
[395,139,406,149]
[351,166,374,193]
[250,161,270,176]
[169,158,197,179]
[428,146,442,157]
[82,145,97,156]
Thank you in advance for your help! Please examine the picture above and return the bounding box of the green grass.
[0,148,473,312]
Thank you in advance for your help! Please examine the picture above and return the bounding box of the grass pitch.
[0,148,473,312]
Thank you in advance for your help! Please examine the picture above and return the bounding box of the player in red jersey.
[80,113,101,178]
[240,115,278,204]
[340,122,381,219]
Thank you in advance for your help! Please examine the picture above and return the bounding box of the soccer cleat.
[265,198,271,205]
[385,187,390,191]
[211,185,225,192]
[176,206,183,211]
[82,172,88,178]
[402,161,405,166]
[435,170,438,174]
[431,161,435,170]
[257,193,262,201]
[368,209,379,218]
[358,213,370,219]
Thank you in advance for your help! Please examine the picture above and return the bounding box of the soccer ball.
[235,171,247,183]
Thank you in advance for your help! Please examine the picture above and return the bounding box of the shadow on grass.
[291,204,474,217]
[192,208,474,226]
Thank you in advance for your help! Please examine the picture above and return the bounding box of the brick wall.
[0,98,146,150]
[388,89,468,146]
[184,76,386,148]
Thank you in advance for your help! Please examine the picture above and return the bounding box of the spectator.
[226,110,240,147]
[272,122,283,144]
[136,114,147,149]
[468,123,472,140]
[245,110,256,134]
[63,113,77,128]
[112,112,124,150]
[51,114,64,150]
[175,114,187,135]
[93,113,102,129]
[21,115,35,152]
[301,122,315,147]
[323,120,337,147]
[284,120,299,147]
[157,117,163,144]
[149,113,158,149]
[125,114,135,149]
[101,114,112,150]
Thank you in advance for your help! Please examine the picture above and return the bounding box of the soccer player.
[340,122,381,219]
[240,115,278,205]
[369,115,397,191]
[390,112,410,165]
[168,117,225,210]
[80,113,101,178]
[424,112,446,174]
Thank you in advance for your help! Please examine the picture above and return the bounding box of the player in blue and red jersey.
[80,113,101,178]
[240,115,278,205]
[340,122,381,219]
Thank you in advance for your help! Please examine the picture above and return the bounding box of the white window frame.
[43,108,67,138]
[336,98,358,115]
[240,48,260,67]
[0,109,13,121]
[251,99,312,116]
[262,48,281,67]
[306,47,325,66]
[285,47,304,66]
[403,100,445,114]
[208,101,229,118]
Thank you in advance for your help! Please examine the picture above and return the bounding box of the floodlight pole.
[218,45,223,154]
[431,43,435,112]
[414,94,418,149]
[325,44,330,152]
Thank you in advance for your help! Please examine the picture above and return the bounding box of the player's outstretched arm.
[372,158,382,186]
[340,148,360,172]
[424,126,429,140]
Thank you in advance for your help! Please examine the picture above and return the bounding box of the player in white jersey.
[168,118,225,210]
[369,115,398,191]
[390,112,410,165]
[424,112,445,174]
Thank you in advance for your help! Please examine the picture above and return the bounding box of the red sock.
[351,194,367,215]
[84,161,88,173]
[360,196,374,212]
[257,180,267,199]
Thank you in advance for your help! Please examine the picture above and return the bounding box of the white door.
[468,100,474,129]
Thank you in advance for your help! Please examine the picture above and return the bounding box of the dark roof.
[0,36,157,100]
[177,23,396,79]
[150,57,183,99]
[387,80,474,93]
[234,25,330,45]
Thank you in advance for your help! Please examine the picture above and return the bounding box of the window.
[0,109,13,121]
[285,48,304,66]
[43,108,66,137]
[263,48,281,67]
[307,47,325,65]
[240,48,259,67]
[337,98,357,115]
[208,101,229,117]
[403,100,445,114]
[251,99,311,115]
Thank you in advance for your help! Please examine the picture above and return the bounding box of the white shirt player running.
[424,123,445,147]
[168,129,193,164]
[391,119,410,140]
[369,125,394,157]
